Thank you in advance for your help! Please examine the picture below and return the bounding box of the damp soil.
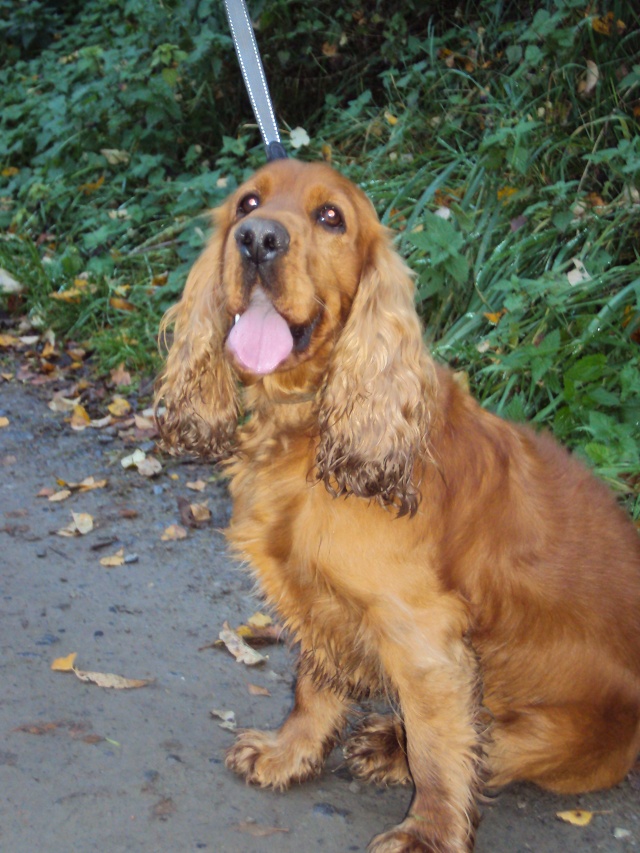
[0,380,638,853]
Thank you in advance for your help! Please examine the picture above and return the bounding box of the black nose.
[235,217,290,266]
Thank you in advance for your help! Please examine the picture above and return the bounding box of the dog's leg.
[368,606,482,853]
[225,664,349,789]
[344,713,411,786]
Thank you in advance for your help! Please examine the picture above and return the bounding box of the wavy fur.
[156,158,640,853]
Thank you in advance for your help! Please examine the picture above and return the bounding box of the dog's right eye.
[237,194,260,217]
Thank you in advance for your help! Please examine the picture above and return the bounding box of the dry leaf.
[70,404,91,430]
[247,612,273,629]
[556,809,594,827]
[247,683,271,697]
[74,476,108,492]
[48,392,80,413]
[73,668,151,689]
[36,486,55,498]
[0,333,19,347]
[136,456,162,477]
[133,413,155,431]
[51,652,78,671]
[49,489,72,502]
[109,297,135,312]
[161,524,187,541]
[121,448,146,469]
[99,548,125,567]
[211,708,237,730]
[110,363,132,386]
[0,416,9,428]
[185,479,206,492]
[578,60,599,97]
[219,621,267,666]
[57,511,94,537]
[232,821,289,838]
[107,396,131,417]
[189,502,211,523]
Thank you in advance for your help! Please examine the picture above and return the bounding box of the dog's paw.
[225,729,323,790]
[344,713,410,786]
[368,819,464,853]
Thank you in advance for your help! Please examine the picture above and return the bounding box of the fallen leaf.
[577,60,599,97]
[211,708,237,730]
[36,486,55,498]
[161,524,187,541]
[247,683,271,697]
[99,548,125,567]
[247,612,273,629]
[70,404,91,431]
[189,502,211,523]
[219,622,267,666]
[48,489,72,502]
[556,809,593,827]
[73,476,108,492]
[72,668,151,689]
[232,821,289,838]
[110,363,132,386]
[133,413,155,431]
[0,333,19,347]
[48,392,80,413]
[57,511,94,537]
[136,455,162,477]
[109,297,135,312]
[484,310,506,325]
[0,416,9,428]
[107,396,131,417]
[0,269,23,295]
[121,448,146,469]
[185,479,206,492]
[567,257,591,286]
[51,652,78,672]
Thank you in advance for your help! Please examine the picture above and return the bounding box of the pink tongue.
[227,288,294,375]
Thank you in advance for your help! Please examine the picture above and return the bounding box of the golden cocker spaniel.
[156,158,640,852]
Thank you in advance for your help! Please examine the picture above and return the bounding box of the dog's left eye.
[237,194,260,217]
[316,204,345,232]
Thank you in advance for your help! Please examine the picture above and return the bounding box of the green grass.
[1,0,639,512]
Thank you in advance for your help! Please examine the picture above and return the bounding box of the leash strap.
[223,0,287,161]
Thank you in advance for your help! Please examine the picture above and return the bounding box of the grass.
[1,0,639,513]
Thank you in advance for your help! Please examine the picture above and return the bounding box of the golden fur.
[156,158,640,852]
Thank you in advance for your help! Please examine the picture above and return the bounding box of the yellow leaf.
[99,548,125,567]
[384,110,398,125]
[78,175,105,195]
[186,479,206,491]
[109,297,135,312]
[0,333,18,347]
[190,502,211,523]
[51,652,78,672]
[247,612,273,629]
[1,166,19,177]
[107,396,131,417]
[161,524,187,541]
[556,810,593,827]
[484,310,506,325]
[0,416,8,428]
[70,404,91,431]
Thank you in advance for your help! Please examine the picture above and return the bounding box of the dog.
[156,158,640,852]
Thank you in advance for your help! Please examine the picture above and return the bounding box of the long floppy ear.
[316,236,437,516]
[155,227,240,459]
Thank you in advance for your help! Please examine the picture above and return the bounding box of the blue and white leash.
[223,0,288,161]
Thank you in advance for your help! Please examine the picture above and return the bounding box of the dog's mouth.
[226,288,320,375]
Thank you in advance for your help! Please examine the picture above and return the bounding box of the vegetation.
[1,0,639,511]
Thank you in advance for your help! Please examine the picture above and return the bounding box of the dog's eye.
[237,193,260,217]
[317,204,345,232]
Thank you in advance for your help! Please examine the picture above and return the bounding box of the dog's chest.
[226,445,390,695]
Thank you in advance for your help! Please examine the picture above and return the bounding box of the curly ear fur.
[155,229,240,459]
[316,236,436,516]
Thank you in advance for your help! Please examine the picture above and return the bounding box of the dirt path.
[1,380,638,852]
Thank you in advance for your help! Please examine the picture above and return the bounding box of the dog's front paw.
[368,818,465,853]
[225,729,324,790]
[344,713,410,786]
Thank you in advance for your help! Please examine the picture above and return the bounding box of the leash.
[223,0,287,161]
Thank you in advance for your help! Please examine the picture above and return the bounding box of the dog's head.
[156,159,435,514]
